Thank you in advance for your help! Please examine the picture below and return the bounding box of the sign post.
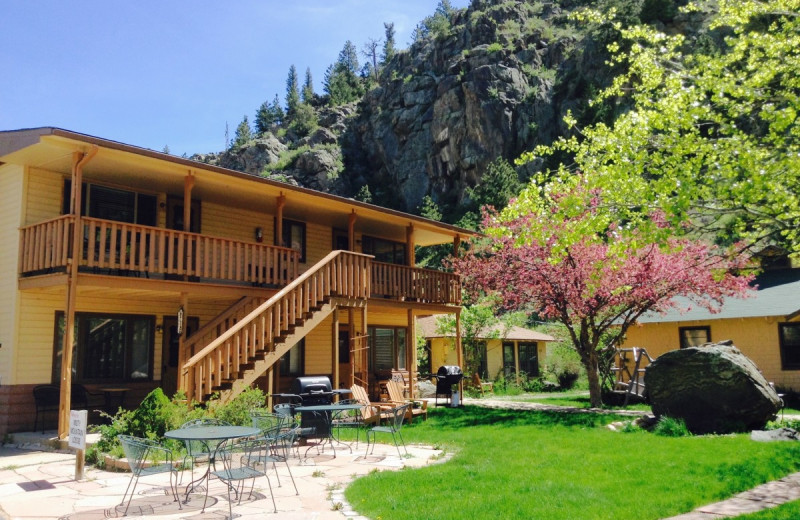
[68,410,87,480]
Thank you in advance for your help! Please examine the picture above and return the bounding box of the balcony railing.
[371,261,461,305]
[20,216,299,286]
[19,217,462,305]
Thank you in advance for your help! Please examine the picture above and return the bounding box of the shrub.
[206,387,268,426]
[653,416,692,437]
[545,346,582,390]
[487,42,504,53]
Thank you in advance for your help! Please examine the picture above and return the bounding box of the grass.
[345,405,800,520]
[737,500,800,519]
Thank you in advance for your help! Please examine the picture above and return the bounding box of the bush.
[206,387,268,426]
[653,416,692,437]
[545,346,582,390]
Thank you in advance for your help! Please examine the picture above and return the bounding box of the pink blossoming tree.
[452,179,754,407]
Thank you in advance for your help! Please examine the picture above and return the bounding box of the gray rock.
[751,428,800,442]
[645,342,782,434]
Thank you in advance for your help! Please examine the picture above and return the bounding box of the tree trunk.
[584,348,603,408]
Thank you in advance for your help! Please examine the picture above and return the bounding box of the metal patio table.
[164,425,259,512]
[294,403,363,458]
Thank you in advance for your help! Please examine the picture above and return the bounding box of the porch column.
[275,194,286,247]
[455,309,464,397]
[182,173,194,281]
[59,147,97,439]
[183,173,194,233]
[348,211,357,251]
[408,308,416,399]
[406,224,415,266]
[177,292,189,396]
[332,307,340,393]
[453,235,461,258]
[514,341,521,385]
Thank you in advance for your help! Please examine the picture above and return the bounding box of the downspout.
[58,146,98,439]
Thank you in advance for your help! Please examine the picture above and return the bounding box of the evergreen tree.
[255,94,285,133]
[382,22,396,64]
[232,116,252,148]
[354,184,372,203]
[323,40,364,106]
[302,67,314,104]
[285,65,300,117]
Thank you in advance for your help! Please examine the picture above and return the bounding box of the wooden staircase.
[181,250,372,404]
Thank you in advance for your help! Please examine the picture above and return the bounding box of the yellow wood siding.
[201,201,275,245]
[0,165,24,384]
[303,221,331,269]
[622,317,800,390]
[15,289,243,385]
[25,168,63,225]
[304,315,334,375]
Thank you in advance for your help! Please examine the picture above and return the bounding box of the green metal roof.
[636,268,800,323]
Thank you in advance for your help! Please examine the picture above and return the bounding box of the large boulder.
[644,341,782,434]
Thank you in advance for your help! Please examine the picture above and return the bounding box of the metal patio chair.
[366,402,411,457]
[211,436,277,517]
[117,434,182,516]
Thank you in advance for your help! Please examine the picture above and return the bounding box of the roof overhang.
[0,127,479,247]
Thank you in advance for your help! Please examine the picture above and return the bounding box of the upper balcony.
[19,216,462,306]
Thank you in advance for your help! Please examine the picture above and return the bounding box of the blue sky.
[1,1,468,157]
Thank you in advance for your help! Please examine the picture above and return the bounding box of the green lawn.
[738,500,800,519]
[345,405,800,520]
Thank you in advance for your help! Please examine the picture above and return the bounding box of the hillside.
[192,0,703,223]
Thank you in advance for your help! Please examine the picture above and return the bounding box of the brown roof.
[417,316,555,342]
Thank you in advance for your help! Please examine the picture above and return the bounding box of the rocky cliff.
[195,0,674,218]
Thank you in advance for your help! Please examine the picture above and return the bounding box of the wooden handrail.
[181,250,372,402]
[19,216,299,284]
[371,261,461,305]
[19,215,73,274]
[182,296,266,364]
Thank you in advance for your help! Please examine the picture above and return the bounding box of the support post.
[406,224,415,267]
[59,147,97,439]
[348,211,356,251]
[176,293,189,396]
[332,307,340,394]
[408,308,416,399]
[276,194,286,246]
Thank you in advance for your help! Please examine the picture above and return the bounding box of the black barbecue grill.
[435,365,463,406]
[292,375,334,437]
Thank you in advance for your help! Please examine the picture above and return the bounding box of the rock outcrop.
[644,341,782,434]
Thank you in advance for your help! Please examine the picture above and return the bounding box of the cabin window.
[362,236,406,265]
[503,342,515,377]
[477,340,489,379]
[52,312,154,383]
[63,180,157,226]
[679,326,711,349]
[277,219,306,263]
[518,342,539,377]
[280,339,305,376]
[369,326,407,370]
[779,323,800,370]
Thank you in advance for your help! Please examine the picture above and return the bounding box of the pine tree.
[324,41,364,106]
[285,65,300,117]
[232,116,252,149]
[256,94,285,133]
[382,22,396,64]
[302,67,314,104]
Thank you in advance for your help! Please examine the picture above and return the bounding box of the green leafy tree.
[522,0,800,253]
[302,67,315,104]
[232,115,252,148]
[324,40,364,105]
[285,64,300,117]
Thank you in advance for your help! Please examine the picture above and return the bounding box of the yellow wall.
[429,337,547,380]
[0,164,24,384]
[622,317,800,390]
[15,289,239,385]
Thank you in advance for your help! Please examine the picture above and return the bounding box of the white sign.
[68,410,87,450]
